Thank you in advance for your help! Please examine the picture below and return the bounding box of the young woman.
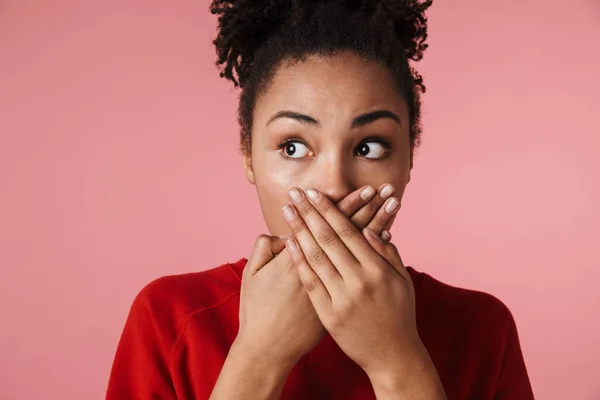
[106,1,534,399]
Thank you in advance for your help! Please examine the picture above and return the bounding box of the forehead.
[254,51,408,123]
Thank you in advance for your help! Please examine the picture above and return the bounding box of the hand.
[282,187,444,397]
[337,183,398,243]
[234,184,400,369]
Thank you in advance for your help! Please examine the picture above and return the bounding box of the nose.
[312,157,356,204]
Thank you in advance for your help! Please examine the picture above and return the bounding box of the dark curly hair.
[210,0,432,165]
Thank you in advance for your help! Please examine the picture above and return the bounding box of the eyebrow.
[266,109,402,128]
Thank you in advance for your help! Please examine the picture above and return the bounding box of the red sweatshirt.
[106,258,534,399]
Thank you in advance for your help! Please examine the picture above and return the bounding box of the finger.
[382,212,397,234]
[281,199,345,289]
[287,188,362,280]
[363,227,410,281]
[245,234,287,277]
[273,184,391,259]
[273,186,374,257]
[304,188,381,268]
[285,237,333,312]
[336,185,376,217]
[350,184,396,233]
[381,230,392,242]
[365,197,401,237]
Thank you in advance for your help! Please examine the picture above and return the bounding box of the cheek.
[254,161,304,234]
[357,156,410,190]
[257,161,300,199]
[387,170,410,202]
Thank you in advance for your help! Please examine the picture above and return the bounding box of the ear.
[243,153,256,185]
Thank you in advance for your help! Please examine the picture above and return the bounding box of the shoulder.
[134,257,246,312]
[107,260,247,396]
[408,269,534,397]
[126,258,246,337]
[410,268,516,336]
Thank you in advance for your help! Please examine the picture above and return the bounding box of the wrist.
[367,342,446,400]
[229,337,297,378]
[210,339,296,400]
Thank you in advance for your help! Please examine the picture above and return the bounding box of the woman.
[106,1,534,399]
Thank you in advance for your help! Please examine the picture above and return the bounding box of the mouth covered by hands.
[280,186,443,397]
[234,183,406,375]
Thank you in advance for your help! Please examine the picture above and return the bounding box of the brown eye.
[357,141,387,159]
[281,141,309,158]
[284,142,296,156]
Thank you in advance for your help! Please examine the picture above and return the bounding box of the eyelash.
[277,136,391,160]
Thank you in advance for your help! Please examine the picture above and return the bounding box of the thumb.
[245,234,287,276]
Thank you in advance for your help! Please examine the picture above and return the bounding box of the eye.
[356,141,388,159]
[280,140,311,159]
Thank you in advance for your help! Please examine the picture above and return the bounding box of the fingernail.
[360,186,375,200]
[380,184,395,200]
[286,238,298,252]
[381,231,392,242]
[306,189,320,201]
[288,188,303,203]
[364,227,383,243]
[282,205,296,220]
[385,198,400,214]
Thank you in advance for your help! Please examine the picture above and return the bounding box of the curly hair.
[210,0,433,163]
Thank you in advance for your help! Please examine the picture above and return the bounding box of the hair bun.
[210,0,432,86]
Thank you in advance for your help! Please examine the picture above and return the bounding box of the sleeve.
[494,312,535,399]
[106,282,177,400]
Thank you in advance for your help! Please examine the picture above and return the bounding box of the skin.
[211,188,401,400]
[210,51,446,399]
[284,188,446,399]
[244,51,412,236]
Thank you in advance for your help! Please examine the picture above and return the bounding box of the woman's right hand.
[232,184,399,369]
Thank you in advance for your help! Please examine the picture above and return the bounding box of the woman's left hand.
[282,187,446,398]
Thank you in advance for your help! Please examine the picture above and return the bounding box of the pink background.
[1,1,599,399]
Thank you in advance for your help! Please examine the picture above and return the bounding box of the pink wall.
[1,1,598,399]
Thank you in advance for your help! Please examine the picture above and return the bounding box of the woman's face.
[244,51,412,237]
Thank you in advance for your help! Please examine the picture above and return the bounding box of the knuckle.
[303,277,319,292]
[327,315,342,331]
[317,228,339,247]
[289,221,304,235]
[351,278,373,298]
[370,266,387,283]
[318,199,332,214]
[340,198,357,216]
[351,279,366,295]
[308,247,328,265]
[374,213,389,227]
[338,221,358,239]
[335,196,351,214]
[367,199,380,213]
[254,234,270,248]
[297,203,315,217]
[255,234,268,243]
